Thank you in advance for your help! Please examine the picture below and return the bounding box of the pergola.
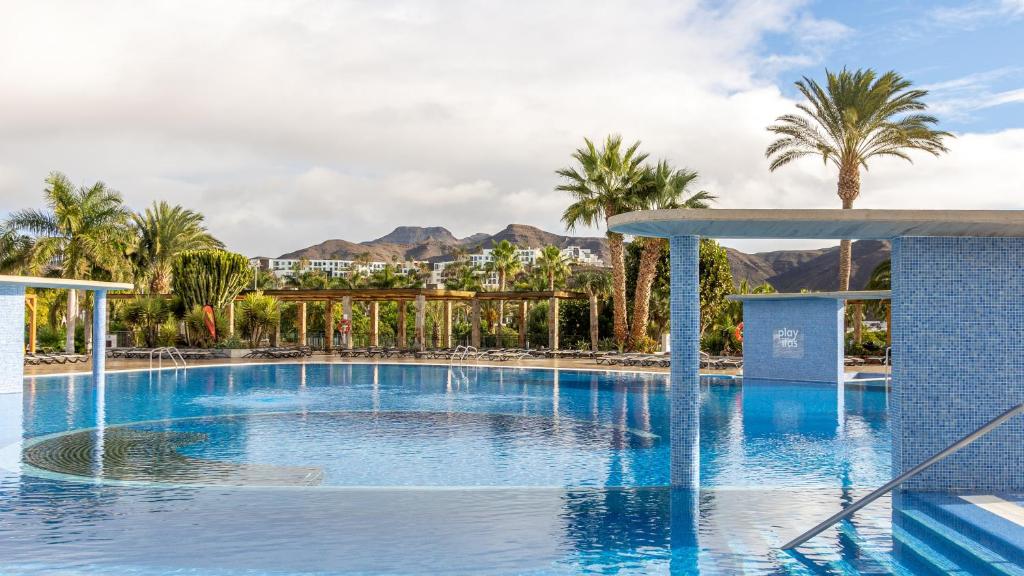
[111,288,595,351]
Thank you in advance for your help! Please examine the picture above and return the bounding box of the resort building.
[250,257,426,280]
[431,245,605,286]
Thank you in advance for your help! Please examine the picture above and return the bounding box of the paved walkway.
[23,353,888,377]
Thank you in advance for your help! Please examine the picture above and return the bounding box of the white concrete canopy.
[608,209,1024,239]
[0,275,133,291]
[727,290,891,302]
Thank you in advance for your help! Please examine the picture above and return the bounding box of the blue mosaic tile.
[670,235,700,488]
[0,284,25,395]
[741,298,844,383]
[892,236,1024,491]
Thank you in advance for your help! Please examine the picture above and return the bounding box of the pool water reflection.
[0,363,895,574]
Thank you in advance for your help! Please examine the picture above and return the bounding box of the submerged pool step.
[892,524,972,575]
[897,508,1024,576]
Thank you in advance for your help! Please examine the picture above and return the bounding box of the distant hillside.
[727,240,891,291]
[274,225,890,291]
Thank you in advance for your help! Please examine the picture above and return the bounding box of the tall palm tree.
[766,68,951,290]
[486,240,522,328]
[535,245,570,290]
[571,269,612,351]
[8,172,132,352]
[130,201,223,293]
[629,161,714,348]
[558,135,648,349]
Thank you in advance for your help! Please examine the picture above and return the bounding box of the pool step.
[898,508,1024,576]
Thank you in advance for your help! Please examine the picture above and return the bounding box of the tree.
[698,239,733,339]
[558,135,648,349]
[571,269,612,351]
[629,161,714,349]
[766,68,950,290]
[130,201,223,294]
[535,245,570,290]
[0,223,31,273]
[486,239,523,327]
[443,260,483,291]
[7,172,133,352]
[171,249,253,311]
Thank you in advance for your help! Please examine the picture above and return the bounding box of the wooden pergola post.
[26,294,38,354]
[325,298,335,352]
[415,294,426,351]
[369,301,379,347]
[443,300,452,348]
[228,301,235,336]
[396,301,407,349]
[297,301,307,346]
[548,296,559,350]
[342,296,352,349]
[471,298,481,348]
[518,301,528,348]
[589,293,599,352]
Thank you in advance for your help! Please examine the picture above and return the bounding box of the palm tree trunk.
[837,164,860,291]
[607,231,628,350]
[853,301,863,346]
[589,293,599,352]
[629,237,662,349]
[65,289,77,353]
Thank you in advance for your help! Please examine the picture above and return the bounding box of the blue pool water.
[0,363,909,574]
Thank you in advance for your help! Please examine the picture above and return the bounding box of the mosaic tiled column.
[669,236,700,488]
[892,236,1024,491]
[0,285,25,465]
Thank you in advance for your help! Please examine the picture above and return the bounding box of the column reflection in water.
[670,488,700,573]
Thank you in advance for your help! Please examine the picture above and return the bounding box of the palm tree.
[130,201,223,294]
[443,261,483,291]
[558,135,648,349]
[0,223,31,273]
[486,240,523,327]
[535,245,571,290]
[629,161,714,348]
[766,68,951,290]
[7,172,132,352]
[571,269,612,351]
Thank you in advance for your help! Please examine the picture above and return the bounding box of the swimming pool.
[0,363,903,574]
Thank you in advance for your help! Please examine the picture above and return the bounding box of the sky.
[1,0,1023,256]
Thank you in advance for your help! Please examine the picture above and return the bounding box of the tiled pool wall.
[670,235,700,488]
[892,236,1024,491]
[741,298,844,384]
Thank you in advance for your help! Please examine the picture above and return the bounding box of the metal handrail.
[883,346,892,384]
[148,347,186,370]
[782,402,1024,550]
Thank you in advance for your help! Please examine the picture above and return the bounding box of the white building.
[431,245,605,287]
[252,257,425,280]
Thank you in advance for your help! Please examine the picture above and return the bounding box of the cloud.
[922,68,1024,121]
[931,0,1024,27]
[0,0,1021,258]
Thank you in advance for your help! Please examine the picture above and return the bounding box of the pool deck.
[22,354,890,377]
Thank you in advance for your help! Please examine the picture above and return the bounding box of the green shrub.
[183,306,229,348]
[237,292,281,347]
[121,296,173,347]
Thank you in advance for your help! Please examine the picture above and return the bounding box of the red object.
[203,305,217,339]
[733,322,743,343]
[338,318,351,334]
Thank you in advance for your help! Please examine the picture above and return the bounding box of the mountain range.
[271,224,890,291]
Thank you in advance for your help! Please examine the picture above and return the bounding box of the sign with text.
[772,327,804,359]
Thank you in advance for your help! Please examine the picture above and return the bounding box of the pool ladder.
[782,401,1024,550]
[450,345,478,366]
[149,347,186,370]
